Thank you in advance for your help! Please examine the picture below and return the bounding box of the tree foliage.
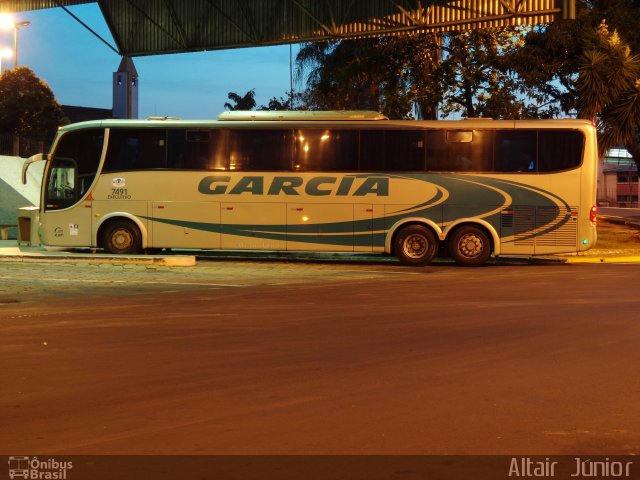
[578,22,640,168]
[293,35,444,119]
[432,27,536,119]
[291,27,551,120]
[224,89,257,111]
[294,39,410,118]
[222,0,640,165]
[511,0,640,167]
[0,67,67,141]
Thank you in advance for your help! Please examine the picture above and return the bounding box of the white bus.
[22,111,597,266]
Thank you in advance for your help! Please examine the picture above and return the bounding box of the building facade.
[599,148,638,207]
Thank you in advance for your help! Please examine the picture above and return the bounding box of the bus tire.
[394,225,438,266]
[102,220,142,255]
[449,225,492,267]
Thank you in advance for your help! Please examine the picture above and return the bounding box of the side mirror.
[22,153,49,185]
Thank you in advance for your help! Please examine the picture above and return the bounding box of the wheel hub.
[113,230,133,250]
[459,234,482,258]
[404,235,426,258]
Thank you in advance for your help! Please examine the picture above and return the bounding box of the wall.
[0,155,44,239]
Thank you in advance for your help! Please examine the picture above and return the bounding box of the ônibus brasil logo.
[7,456,73,479]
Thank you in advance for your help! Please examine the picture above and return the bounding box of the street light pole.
[13,21,30,68]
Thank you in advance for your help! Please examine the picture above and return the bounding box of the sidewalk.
[562,250,640,264]
[0,240,195,266]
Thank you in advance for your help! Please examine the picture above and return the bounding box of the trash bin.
[17,206,40,246]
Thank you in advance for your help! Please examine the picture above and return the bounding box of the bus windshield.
[44,129,105,211]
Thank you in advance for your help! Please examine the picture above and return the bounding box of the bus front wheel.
[394,225,438,266]
[102,220,142,255]
[449,226,492,267]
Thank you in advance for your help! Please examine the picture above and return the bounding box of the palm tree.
[578,21,640,170]
[224,89,257,111]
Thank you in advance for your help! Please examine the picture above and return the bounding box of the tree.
[431,27,537,119]
[224,89,257,111]
[0,67,67,142]
[293,29,537,120]
[295,40,391,114]
[587,0,640,52]
[259,92,308,111]
[578,21,640,170]
[509,0,640,167]
[222,0,640,147]
[479,3,640,171]
[294,35,441,119]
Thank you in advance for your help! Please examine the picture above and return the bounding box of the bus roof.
[217,110,389,121]
[55,114,594,133]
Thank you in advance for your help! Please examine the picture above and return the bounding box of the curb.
[2,245,639,267]
[564,255,640,264]
[0,252,196,267]
[2,251,640,266]
[599,215,640,229]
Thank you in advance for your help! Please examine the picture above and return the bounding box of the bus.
[21,111,597,267]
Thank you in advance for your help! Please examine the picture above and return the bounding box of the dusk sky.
[0,3,298,119]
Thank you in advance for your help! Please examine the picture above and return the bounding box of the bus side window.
[384,130,426,171]
[294,129,358,171]
[228,129,293,171]
[166,129,186,168]
[167,129,219,170]
[538,130,583,172]
[427,130,492,172]
[495,131,537,172]
[359,130,386,171]
[104,129,167,171]
[426,130,448,171]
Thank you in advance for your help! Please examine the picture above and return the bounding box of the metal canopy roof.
[2,0,576,57]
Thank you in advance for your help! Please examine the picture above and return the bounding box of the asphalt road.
[1,259,639,457]
[600,206,640,225]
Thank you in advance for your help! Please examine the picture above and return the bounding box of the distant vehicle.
[22,111,597,266]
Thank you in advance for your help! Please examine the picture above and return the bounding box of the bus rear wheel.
[394,225,438,266]
[102,220,142,255]
[449,226,491,266]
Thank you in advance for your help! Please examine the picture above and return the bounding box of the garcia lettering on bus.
[198,175,390,197]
